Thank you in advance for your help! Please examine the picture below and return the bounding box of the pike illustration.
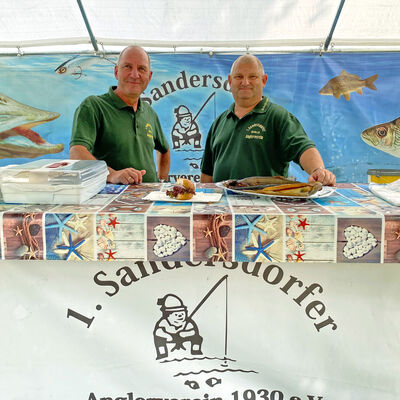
[361,117,400,158]
[0,93,64,159]
[319,70,378,101]
[55,55,116,79]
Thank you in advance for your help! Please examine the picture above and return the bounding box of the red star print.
[105,249,117,260]
[108,217,120,229]
[294,251,305,262]
[298,218,310,230]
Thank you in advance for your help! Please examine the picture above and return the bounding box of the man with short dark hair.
[70,46,170,184]
[200,54,335,186]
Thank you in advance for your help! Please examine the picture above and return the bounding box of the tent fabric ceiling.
[1,0,400,54]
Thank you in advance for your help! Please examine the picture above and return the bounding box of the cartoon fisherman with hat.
[171,105,202,150]
[153,294,203,360]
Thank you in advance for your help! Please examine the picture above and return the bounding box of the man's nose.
[129,68,140,78]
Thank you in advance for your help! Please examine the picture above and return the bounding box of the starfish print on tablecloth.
[244,235,274,262]
[214,247,227,261]
[203,226,213,238]
[105,249,117,260]
[13,226,23,236]
[236,215,266,243]
[46,214,78,243]
[394,229,400,240]
[298,218,310,230]
[27,246,39,260]
[257,216,277,233]
[70,215,88,231]
[108,217,120,229]
[294,250,305,262]
[56,233,85,260]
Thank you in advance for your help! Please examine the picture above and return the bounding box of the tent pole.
[323,0,346,51]
[77,0,99,53]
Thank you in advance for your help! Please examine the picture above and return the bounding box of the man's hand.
[107,168,146,185]
[308,167,336,186]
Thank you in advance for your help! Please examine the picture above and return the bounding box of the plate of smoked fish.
[217,176,336,198]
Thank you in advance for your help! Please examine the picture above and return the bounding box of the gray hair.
[230,54,265,75]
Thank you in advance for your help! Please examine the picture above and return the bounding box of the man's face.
[167,310,186,327]
[228,60,267,105]
[114,47,152,98]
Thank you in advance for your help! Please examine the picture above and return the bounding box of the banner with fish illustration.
[1,52,400,183]
[1,260,399,399]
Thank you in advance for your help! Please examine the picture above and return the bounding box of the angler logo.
[245,123,266,140]
[153,293,204,360]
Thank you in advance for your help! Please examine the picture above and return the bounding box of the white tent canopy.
[1,0,400,55]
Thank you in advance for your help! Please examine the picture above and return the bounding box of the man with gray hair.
[200,54,335,186]
[70,46,170,184]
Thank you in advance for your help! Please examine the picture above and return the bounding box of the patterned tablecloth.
[1,182,399,263]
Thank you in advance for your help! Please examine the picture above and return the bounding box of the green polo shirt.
[70,86,169,182]
[201,97,315,182]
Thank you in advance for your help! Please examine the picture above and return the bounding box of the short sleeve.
[200,123,215,176]
[152,113,169,154]
[69,97,100,152]
[277,111,315,165]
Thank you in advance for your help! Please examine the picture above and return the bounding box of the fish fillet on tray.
[216,176,336,198]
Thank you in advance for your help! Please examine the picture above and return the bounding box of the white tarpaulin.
[1,0,400,54]
[1,260,399,399]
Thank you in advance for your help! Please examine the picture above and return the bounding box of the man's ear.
[114,65,118,79]
[262,74,268,86]
[228,74,232,87]
[148,70,153,82]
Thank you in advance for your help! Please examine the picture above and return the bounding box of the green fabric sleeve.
[152,113,169,154]
[275,110,315,165]
[69,97,99,152]
[200,123,215,176]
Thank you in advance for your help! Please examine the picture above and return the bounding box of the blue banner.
[1,52,399,183]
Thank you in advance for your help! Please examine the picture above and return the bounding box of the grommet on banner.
[319,42,324,56]
[17,46,23,57]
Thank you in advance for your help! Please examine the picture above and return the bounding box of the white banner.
[1,261,399,400]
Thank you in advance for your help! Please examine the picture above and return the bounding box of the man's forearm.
[157,150,170,181]
[69,145,97,161]
[200,173,213,183]
[299,147,324,174]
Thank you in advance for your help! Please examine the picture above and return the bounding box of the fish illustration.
[361,117,400,158]
[0,93,64,159]
[55,55,116,79]
[319,70,378,101]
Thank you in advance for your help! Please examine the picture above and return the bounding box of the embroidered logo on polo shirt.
[245,123,266,140]
[145,123,154,139]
